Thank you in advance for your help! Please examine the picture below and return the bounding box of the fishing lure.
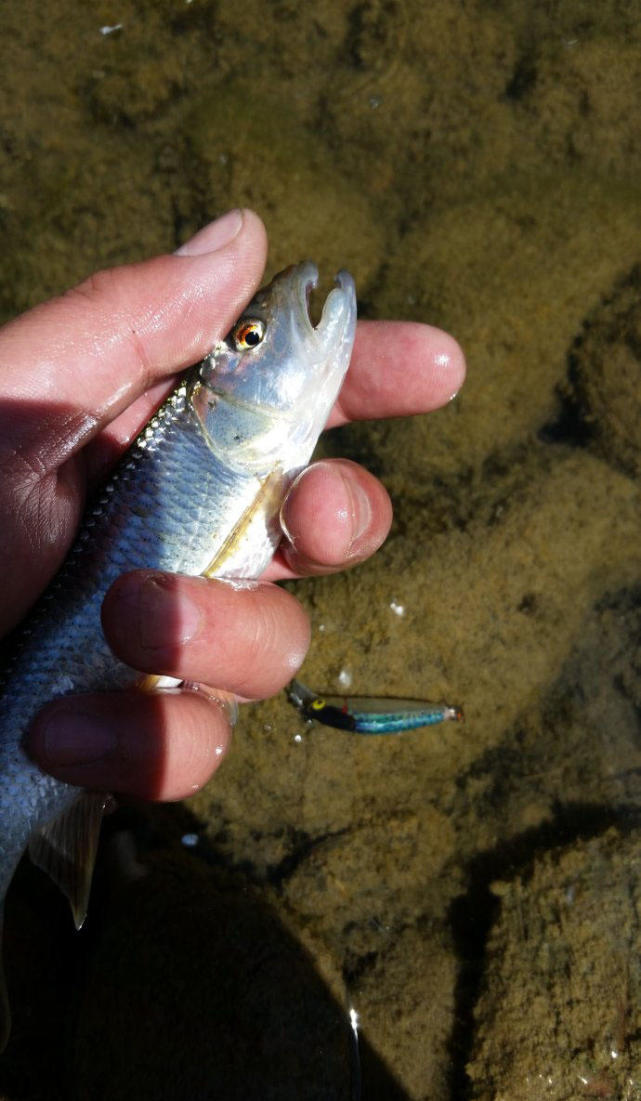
[287,680,463,735]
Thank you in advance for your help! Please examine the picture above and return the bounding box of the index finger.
[328,319,466,428]
[0,210,268,472]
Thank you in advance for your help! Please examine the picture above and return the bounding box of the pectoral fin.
[28,792,110,930]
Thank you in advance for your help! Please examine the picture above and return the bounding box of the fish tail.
[29,791,111,930]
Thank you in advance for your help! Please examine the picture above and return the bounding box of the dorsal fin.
[28,792,110,929]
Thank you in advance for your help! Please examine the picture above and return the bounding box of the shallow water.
[1,2,641,1098]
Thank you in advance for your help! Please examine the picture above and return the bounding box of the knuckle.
[63,269,153,392]
[64,266,120,308]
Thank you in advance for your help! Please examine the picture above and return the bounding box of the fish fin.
[0,906,9,1052]
[137,673,183,692]
[201,466,286,579]
[28,792,110,930]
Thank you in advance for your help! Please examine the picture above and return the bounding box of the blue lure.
[287,680,463,735]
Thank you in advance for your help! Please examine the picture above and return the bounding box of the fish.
[0,262,357,1045]
[287,680,463,734]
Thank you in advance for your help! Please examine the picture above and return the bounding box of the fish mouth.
[293,261,356,347]
[294,260,319,332]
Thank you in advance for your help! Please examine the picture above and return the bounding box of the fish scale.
[0,384,263,881]
[0,262,357,1046]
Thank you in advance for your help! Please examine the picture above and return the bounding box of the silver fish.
[0,262,357,1044]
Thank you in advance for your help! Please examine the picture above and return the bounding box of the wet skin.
[0,209,466,801]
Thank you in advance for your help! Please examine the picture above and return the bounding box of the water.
[1,2,641,1097]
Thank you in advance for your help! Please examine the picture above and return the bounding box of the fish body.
[287,680,463,734]
[0,263,356,1037]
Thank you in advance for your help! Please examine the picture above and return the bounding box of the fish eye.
[232,318,265,352]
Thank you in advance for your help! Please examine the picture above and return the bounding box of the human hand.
[0,210,465,800]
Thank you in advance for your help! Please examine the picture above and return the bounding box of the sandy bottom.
[1,1,641,1098]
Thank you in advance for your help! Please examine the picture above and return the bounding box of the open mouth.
[295,261,319,332]
[294,262,356,343]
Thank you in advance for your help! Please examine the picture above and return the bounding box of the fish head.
[192,263,356,472]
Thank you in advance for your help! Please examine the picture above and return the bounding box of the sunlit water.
[1,2,640,1098]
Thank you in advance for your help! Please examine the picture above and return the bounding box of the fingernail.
[278,494,296,548]
[340,469,372,550]
[134,573,203,653]
[36,709,116,766]
[181,682,239,727]
[175,209,243,256]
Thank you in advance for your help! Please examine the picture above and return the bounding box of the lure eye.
[232,318,265,352]
[311,698,326,711]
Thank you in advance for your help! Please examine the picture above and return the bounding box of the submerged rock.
[569,265,641,479]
